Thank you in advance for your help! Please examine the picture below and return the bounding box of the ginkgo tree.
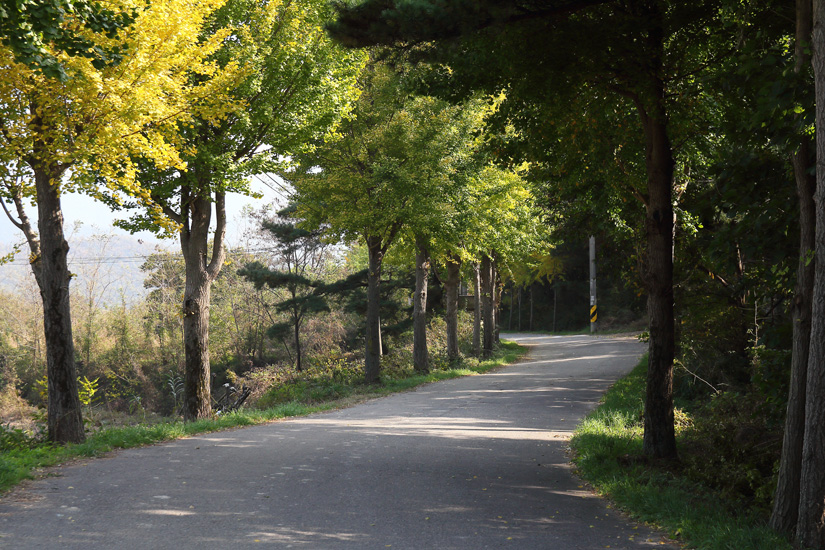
[464,164,545,357]
[290,62,482,382]
[0,0,239,443]
[114,0,366,420]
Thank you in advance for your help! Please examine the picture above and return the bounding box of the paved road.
[0,334,677,549]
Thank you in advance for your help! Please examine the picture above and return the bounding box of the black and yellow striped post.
[589,236,597,333]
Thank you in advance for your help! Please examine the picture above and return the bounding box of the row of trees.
[0,0,549,447]
[322,0,825,545]
[0,0,367,440]
[6,0,825,545]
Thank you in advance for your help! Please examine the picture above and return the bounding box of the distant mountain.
[0,230,173,304]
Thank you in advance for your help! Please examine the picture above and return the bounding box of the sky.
[0,174,290,252]
[0,175,290,301]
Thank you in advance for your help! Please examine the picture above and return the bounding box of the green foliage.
[0,0,137,81]
[0,422,43,452]
[680,391,783,513]
[0,340,525,494]
[572,356,791,550]
[118,0,367,237]
[256,353,363,407]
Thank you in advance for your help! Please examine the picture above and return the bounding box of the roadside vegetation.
[2,0,824,545]
[572,354,791,550]
[0,340,524,494]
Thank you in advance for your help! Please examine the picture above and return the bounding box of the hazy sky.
[0,174,290,252]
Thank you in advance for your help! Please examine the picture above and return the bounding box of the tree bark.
[445,253,461,361]
[365,235,384,383]
[480,253,495,357]
[797,3,825,546]
[472,262,481,357]
[413,243,430,373]
[508,284,514,331]
[636,11,678,459]
[294,309,304,372]
[529,283,534,331]
[771,0,815,534]
[492,255,501,345]
[180,189,227,421]
[34,165,85,444]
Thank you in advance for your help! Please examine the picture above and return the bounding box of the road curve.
[0,334,677,549]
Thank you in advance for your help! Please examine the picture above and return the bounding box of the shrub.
[679,391,782,512]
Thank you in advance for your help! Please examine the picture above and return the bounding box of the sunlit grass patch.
[570,355,790,550]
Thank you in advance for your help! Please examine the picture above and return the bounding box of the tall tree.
[326,0,729,460]
[797,2,825,545]
[0,0,236,442]
[771,0,817,535]
[291,62,474,382]
[118,0,365,419]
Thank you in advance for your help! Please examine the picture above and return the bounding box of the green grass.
[570,355,791,550]
[0,342,525,494]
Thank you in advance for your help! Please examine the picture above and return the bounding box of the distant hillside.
[0,230,172,304]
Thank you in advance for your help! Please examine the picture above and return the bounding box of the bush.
[253,352,364,408]
[679,391,782,512]
[0,423,43,452]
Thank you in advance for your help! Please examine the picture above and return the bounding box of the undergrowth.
[570,355,790,550]
[0,342,524,494]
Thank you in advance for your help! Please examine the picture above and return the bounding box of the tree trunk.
[508,284,514,331]
[445,253,461,361]
[517,286,523,332]
[530,283,534,331]
[365,235,383,383]
[480,254,494,357]
[797,3,825,545]
[413,244,430,373]
[180,189,227,421]
[182,269,212,420]
[472,262,481,357]
[493,256,501,344]
[636,15,678,459]
[294,308,303,372]
[34,165,85,444]
[771,0,815,534]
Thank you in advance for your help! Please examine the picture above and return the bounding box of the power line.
[0,246,290,267]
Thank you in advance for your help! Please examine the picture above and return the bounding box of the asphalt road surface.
[0,334,678,549]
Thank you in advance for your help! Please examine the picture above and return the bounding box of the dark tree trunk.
[493,258,501,345]
[529,283,534,331]
[472,262,481,357]
[294,309,303,372]
[771,0,815,534]
[517,286,522,331]
[508,284,514,331]
[179,189,227,421]
[413,244,430,373]
[636,13,678,459]
[445,253,461,361]
[34,164,85,444]
[365,235,383,383]
[797,3,825,545]
[480,254,494,357]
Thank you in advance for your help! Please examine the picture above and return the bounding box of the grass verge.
[570,355,790,550]
[0,341,525,494]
